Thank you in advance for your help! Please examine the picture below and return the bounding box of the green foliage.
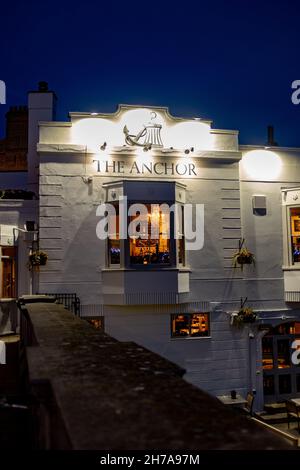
[232,247,255,269]
[232,306,257,327]
[29,250,48,268]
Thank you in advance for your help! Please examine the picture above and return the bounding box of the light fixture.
[242,150,282,180]
[91,112,98,116]
[82,176,93,184]
[184,147,194,155]
[100,142,107,151]
[143,144,152,152]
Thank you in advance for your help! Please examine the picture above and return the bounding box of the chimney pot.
[38,81,49,92]
[267,125,278,146]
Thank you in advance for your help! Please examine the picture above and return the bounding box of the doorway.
[262,322,300,403]
[1,247,17,298]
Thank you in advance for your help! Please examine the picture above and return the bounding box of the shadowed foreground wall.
[19,301,288,450]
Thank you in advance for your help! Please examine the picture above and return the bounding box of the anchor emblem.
[123,111,163,149]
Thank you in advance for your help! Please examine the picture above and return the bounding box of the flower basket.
[232,247,255,269]
[29,251,48,269]
[232,307,257,327]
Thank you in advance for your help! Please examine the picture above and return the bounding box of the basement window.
[171,313,210,338]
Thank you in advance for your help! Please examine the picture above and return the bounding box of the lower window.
[85,316,105,332]
[171,313,210,338]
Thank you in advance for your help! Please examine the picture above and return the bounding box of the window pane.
[177,205,185,265]
[262,337,274,369]
[190,314,210,337]
[290,207,300,264]
[108,206,120,265]
[108,239,120,264]
[278,374,292,394]
[277,339,291,368]
[171,315,190,337]
[178,237,185,265]
[263,375,275,395]
[171,313,210,338]
[129,204,170,265]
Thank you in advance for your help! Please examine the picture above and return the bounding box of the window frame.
[103,181,187,270]
[170,313,211,339]
[281,188,300,269]
[125,199,176,269]
[288,206,300,266]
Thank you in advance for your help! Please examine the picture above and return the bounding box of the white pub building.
[1,83,300,411]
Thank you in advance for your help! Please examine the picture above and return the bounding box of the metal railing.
[37,293,81,317]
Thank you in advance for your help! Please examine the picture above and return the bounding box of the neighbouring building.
[0,105,28,172]
[2,83,300,411]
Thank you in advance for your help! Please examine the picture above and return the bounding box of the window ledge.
[282,265,300,271]
[170,336,212,341]
[102,267,191,273]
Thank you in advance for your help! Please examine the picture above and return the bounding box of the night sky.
[1,0,299,146]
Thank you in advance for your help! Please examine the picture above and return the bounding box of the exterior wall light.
[100,142,107,151]
[184,147,194,155]
[242,150,282,180]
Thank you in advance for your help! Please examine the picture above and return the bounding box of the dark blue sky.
[1,0,299,146]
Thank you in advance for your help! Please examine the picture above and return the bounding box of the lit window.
[104,181,186,269]
[85,317,105,331]
[129,204,170,265]
[177,205,185,265]
[108,203,120,266]
[290,207,300,264]
[171,313,210,338]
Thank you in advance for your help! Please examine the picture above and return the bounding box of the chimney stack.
[27,82,57,193]
[267,125,278,147]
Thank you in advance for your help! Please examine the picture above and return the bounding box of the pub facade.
[2,84,300,410]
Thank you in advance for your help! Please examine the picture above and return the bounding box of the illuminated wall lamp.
[184,147,194,155]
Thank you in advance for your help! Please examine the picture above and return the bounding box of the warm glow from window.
[171,313,210,338]
[290,207,300,264]
[242,150,282,180]
[129,204,170,265]
[108,204,120,265]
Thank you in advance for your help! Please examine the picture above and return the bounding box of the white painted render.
[2,94,300,410]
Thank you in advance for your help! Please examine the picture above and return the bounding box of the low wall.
[19,300,288,450]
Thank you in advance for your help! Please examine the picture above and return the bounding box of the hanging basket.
[28,251,48,269]
[232,248,255,268]
[232,307,257,327]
